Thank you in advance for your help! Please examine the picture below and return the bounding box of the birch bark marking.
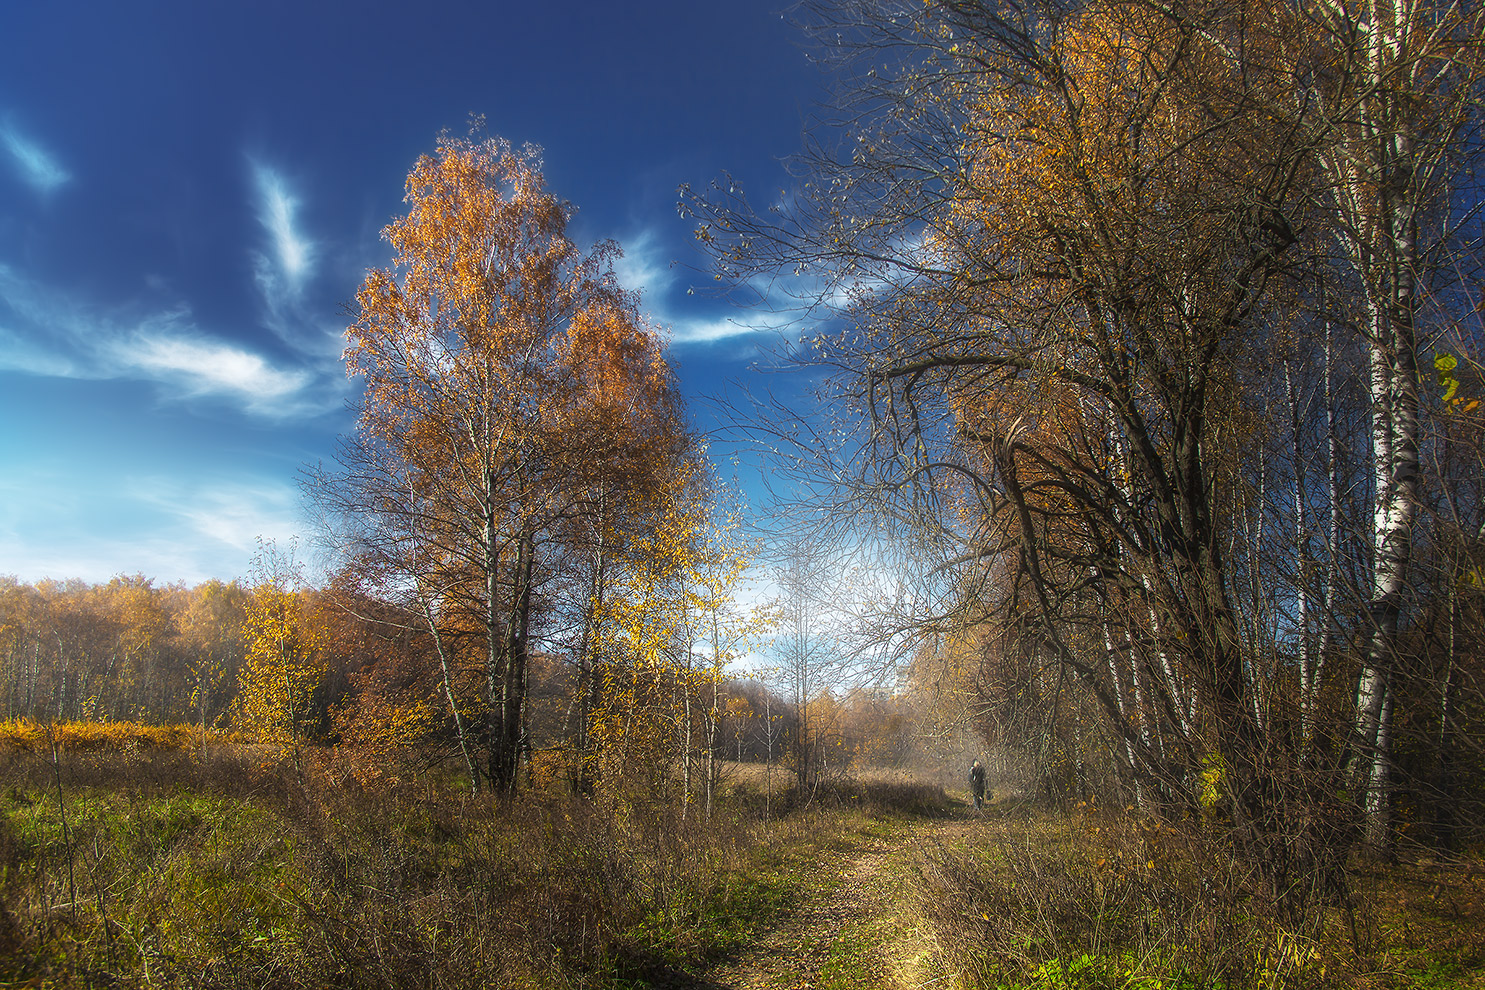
[1286,362,1315,744]
[424,595,480,793]
[1351,0,1424,850]
[1318,316,1340,740]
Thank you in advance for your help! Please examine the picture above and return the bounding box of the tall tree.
[772,538,843,793]
[700,0,1315,802]
[316,128,688,795]
[691,0,1483,862]
[1290,0,1485,849]
[180,579,249,735]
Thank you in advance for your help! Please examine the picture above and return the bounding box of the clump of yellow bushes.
[0,718,221,752]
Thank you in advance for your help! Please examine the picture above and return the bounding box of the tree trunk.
[1288,362,1316,744]
[424,597,480,794]
[1316,0,1432,855]
[493,528,534,795]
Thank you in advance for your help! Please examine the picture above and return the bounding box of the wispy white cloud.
[616,228,821,347]
[0,262,332,418]
[250,159,315,288]
[618,230,762,345]
[0,324,80,376]
[0,468,303,584]
[614,229,674,299]
[1,120,70,194]
[118,333,313,412]
[671,314,761,344]
[246,158,345,359]
[132,477,302,556]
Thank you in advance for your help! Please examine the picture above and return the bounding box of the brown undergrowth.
[9,748,1476,990]
[909,800,1485,989]
[0,746,949,989]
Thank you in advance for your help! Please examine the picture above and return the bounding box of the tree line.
[0,566,926,785]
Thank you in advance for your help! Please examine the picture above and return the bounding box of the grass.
[905,798,1485,990]
[3,743,1480,990]
[1348,855,1485,989]
[1,783,300,985]
[0,744,952,989]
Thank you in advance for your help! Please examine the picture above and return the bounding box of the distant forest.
[0,571,934,781]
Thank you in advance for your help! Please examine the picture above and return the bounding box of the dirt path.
[683,813,974,990]
[702,839,895,989]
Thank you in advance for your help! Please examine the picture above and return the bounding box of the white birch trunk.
[1103,616,1145,807]
[1287,363,1316,744]
[1353,0,1424,849]
[1318,317,1340,733]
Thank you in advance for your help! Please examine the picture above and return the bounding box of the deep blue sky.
[1,1,831,585]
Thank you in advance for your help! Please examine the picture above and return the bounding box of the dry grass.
[716,760,951,818]
[0,718,231,754]
[13,745,1475,990]
[908,802,1485,989]
[0,748,950,988]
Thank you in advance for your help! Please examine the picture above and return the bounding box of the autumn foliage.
[305,128,707,797]
[0,718,214,753]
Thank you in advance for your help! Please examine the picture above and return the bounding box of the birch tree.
[234,541,325,759]
[317,129,687,795]
[1291,0,1484,849]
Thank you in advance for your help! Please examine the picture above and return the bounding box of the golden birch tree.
[234,541,326,753]
[316,127,690,795]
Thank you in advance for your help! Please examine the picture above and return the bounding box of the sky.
[1,1,835,587]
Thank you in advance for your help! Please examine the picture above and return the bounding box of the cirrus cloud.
[615,226,828,347]
[0,262,333,419]
[1,119,70,194]
[119,333,313,410]
[250,159,315,288]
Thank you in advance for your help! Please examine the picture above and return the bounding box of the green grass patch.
[1001,952,1208,990]
[1,784,306,985]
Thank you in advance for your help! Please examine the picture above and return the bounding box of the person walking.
[969,758,987,810]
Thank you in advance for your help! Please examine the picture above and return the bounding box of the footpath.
[681,810,979,990]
